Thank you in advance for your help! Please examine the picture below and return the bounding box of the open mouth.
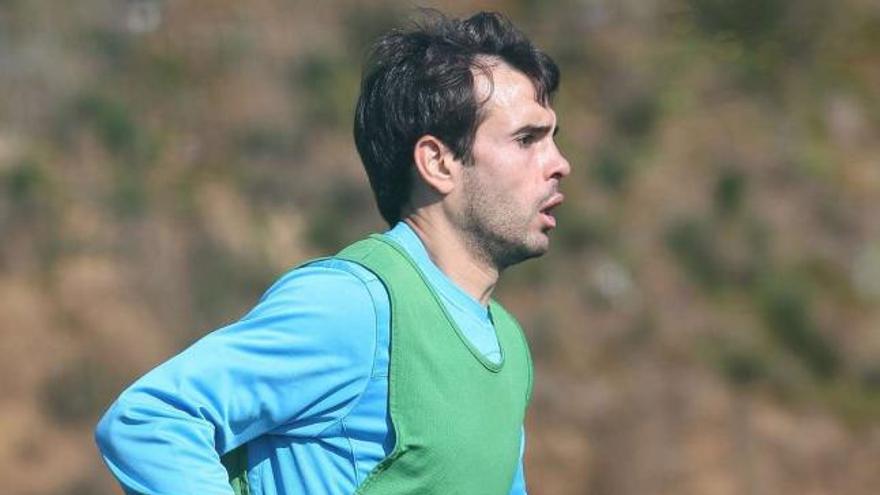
[539,193,564,228]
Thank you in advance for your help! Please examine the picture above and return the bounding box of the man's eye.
[516,135,535,147]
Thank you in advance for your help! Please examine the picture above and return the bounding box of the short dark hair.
[354,11,560,225]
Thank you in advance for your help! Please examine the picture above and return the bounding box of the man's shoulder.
[222,257,390,363]
[266,256,381,295]
[247,255,388,320]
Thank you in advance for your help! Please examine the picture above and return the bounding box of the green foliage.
[589,87,661,194]
[0,155,64,273]
[4,157,46,205]
[75,93,138,156]
[343,3,404,50]
[685,0,833,95]
[757,274,840,379]
[142,51,188,90]
[2,157,62,266]
[612,90,661,141]
[289,52,358,128]
[861,366,880,393]
[665,208,769,293]
[110,173,148,218]
[591,146,632,192]
[720,347,767,386]
[555,210,610,253]
[71,92,159,217]
[713,166,747,217]
[85,28,135,72]
[85,27,203,91]
[702,336,770,388]
[236,126,293,161]
[665,217,725,290]
[60,476,109,495]
[306,181,376,252]
[820,380,880,427]
[687,0,788,48]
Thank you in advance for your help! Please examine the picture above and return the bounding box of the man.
[96,10,569,495]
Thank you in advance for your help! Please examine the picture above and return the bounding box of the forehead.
[473,61,555,130]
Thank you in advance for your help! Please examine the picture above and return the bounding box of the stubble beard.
[458,172,548,272]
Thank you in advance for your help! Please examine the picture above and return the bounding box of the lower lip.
[540,211,557,228]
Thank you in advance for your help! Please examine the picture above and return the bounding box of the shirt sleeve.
[95,261,380,495]
[508,427,528,495]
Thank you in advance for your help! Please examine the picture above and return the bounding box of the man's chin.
[493,239,547,269]
[519,234,551,261]
[531,240,551,259]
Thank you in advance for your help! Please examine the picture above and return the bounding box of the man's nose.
[546,143,571,181]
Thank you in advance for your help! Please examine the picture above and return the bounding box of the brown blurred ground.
[1,0,879,494]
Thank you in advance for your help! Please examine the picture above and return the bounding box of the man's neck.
[402,216,499,307]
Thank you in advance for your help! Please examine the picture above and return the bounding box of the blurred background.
[2,0,879,493]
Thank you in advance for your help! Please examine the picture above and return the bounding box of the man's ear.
[413,135,458,195]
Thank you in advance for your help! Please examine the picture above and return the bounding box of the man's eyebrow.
[511,124,558,137]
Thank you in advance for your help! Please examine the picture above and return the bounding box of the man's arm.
[95,264,379,494]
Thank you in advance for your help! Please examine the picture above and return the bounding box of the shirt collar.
[384,221,490,319]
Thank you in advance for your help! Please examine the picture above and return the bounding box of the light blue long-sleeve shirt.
[96,222,528,494]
